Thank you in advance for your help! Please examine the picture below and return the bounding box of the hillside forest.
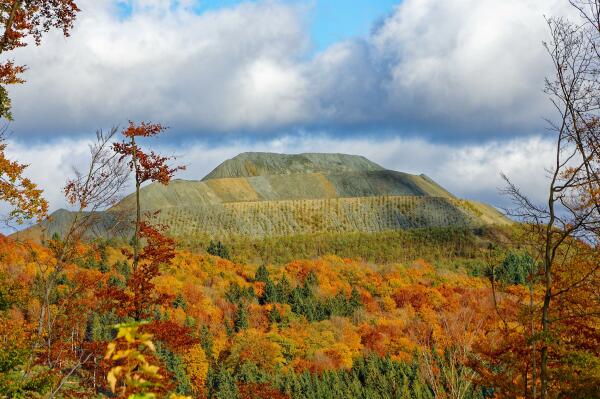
[0,1,600,399]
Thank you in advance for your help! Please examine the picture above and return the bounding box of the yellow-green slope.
[16,152,511,240]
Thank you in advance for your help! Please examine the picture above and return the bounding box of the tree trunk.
[540,214,555,399]
[531,283,537,399]
[0,0,21,54]
[540,281,551,399]
[131,135,140,272]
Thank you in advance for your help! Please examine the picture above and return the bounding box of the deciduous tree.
[0,0,80,119]
[0,131,47,226]
[499,5,600,396]
[113,122,184,272]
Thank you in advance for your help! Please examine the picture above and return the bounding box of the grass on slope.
[113,171,458,211]
[155,196,509,237]
[178,225,514,268]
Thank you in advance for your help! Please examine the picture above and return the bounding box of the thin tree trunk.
[0,0,21,54]
[131,135,141,272]
[540,280,552,399]
[531,283,537,399]
[540,196,555,399]
[48,352,93,399]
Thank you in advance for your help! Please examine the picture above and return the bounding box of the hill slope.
[112,170,455,211]
[202,152,385,179]
[14,152,510,240]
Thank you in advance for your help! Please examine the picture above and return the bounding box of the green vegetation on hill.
[13,152,511,241]
[113,170,457,211]
[202,152,384,179]
[178,225,513,268]
[154,196,508,238]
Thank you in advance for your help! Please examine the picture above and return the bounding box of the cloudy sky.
[3,0,573,215]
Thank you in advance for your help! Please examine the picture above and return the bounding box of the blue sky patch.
[179,0,398,50]
[115,0,133,19]
[196,0,400,51]
[309,0,399,50]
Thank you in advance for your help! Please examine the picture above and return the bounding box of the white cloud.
[305,0,574,133]
[5,0,573,138]
[9,0,311,135]
[4,134,555,217]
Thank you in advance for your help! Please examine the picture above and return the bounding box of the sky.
[1,0,575,217]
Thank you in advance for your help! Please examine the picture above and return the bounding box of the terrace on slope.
[13,152,510,240]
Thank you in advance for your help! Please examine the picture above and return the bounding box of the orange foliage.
[184,345,209,395]
[226,329,285,372]
[0,0,80,120]
[113,122,185,186]
[0,140,48,223]
[117,222,177,319]
[2,232,594,398]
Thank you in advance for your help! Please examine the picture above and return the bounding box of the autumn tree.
[0,0,80,224]
[18,128,130,397]
[104,322,193,399]
[113,121,184,272]
[499,4,600,397]
[111,122,184,322]
[0,5,95,386]
[184,344,209,396]
[0,130,47,226]
[62,127,130,241]
[25,123,184,393]
[418,306,486,399]
[0,0,79,119]
[124,221,177,320]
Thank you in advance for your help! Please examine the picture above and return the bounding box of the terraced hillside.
[14,152,510,240]
[112,170,455,211]
[154,196,507,237]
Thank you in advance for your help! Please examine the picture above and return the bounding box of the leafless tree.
[502,8,600,398]
[20,127,130,396]
[61,127,131,241]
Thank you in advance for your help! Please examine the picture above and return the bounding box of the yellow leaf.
[105,342,116,360]
[144,340,156,352]
[107,366,122,393]
[143,364,161,376]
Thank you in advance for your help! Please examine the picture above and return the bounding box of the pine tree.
[234,302,249,332]
[184,315,196,329]
[200,325,214,359]
[350,287,362,309]
[115,260,131,281]
[255,264,270,283]
[399,375,411,399]
[207,240,231,260]
[107,274,126,289]
[305,270,318,287]
[215,368,239,399]
[85,312,101,342]
[262,279,278,304]
[268,306,283,324]
[226,282,243,303]
[173,292,187,310]
[276,274,291,302]
[156,343,193,395]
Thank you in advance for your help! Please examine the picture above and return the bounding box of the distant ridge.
[203,152,384,180]
[111,169,456,212]
[14,152,510,241]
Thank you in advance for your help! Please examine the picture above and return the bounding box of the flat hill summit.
[16,152,510,240]
[203,152,385,179]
